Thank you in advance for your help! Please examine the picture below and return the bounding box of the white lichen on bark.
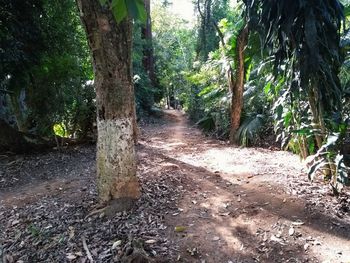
[96,117,140,201]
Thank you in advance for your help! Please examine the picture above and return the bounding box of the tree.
[76,0,141,204]
[195,0,229,60]
[196,0,249,143]
[152,3,196,110]
[142,0,156,88]
[229,24,249,143]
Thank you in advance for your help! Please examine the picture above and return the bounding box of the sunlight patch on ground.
[176,146,303,181]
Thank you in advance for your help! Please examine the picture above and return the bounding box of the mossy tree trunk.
[76,0,140,203]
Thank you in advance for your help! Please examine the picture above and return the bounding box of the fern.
[235,114,265,146]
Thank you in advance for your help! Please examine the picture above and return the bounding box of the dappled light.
[139,110,350,262]
[1,0,350,262]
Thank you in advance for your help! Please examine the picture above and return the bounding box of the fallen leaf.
[145,239,157,244]
[66,253,77,260]
[288,227,295,236]
[270,235,283,243]
[175,226,186,232]
[292,220,304,226]
[112,240,122,250]
[11,219,20,226]
[212,236,220,241]
[69,226,75,239]
[219,212,230,216]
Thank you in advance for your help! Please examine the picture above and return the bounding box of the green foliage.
[152,3,195,110]
[308,130,350,193]
[246,0,344,113]
[53,123,68,138]
[99,0,146,23]
[235,114,265,146]
[0,0,94,138]
[242,0,350,189]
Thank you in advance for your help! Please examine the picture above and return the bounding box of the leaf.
[111,0,128,23]
[112,240,122,249]
[66,253,77,260]
[174,226,186,232]
[288,226,295,236]
[145,239,157,244]
[344,5,350,17]
[292,220,304,226]
[308,159,326,181]
[263,82,272,95]
[270,234,284,244]
[126,0,147,22]
[68,226,75,239]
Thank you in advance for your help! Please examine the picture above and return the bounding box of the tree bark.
[229,25,249,144]
[76,0,140,203]
[142,0,156,87]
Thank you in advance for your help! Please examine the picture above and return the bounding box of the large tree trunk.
[76,0,140,204]
[229,25,249,144]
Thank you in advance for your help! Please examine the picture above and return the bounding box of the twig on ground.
[82,236,94,262]
[84,207,106,220]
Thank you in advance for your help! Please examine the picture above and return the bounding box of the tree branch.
[0,89,14,94]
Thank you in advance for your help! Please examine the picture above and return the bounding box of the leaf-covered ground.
[0,110,349,263]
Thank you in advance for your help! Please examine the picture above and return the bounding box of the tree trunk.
[142,0,156,87]
[308,84,324,149]
[76,0,140,203]
[229,25,249,144]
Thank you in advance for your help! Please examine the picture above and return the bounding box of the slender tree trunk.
[76,0,140,203]
[308,85,324,148]
[142,0,156,87]
[229,25,249,143]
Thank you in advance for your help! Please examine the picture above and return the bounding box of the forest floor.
[0,109,350,263]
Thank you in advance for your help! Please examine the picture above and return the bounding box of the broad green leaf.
[344,5,350,17]
[126,0,147,23]
[111,0,128,23]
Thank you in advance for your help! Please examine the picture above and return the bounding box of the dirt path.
[0,110,349,263]
[140,110,350,263]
